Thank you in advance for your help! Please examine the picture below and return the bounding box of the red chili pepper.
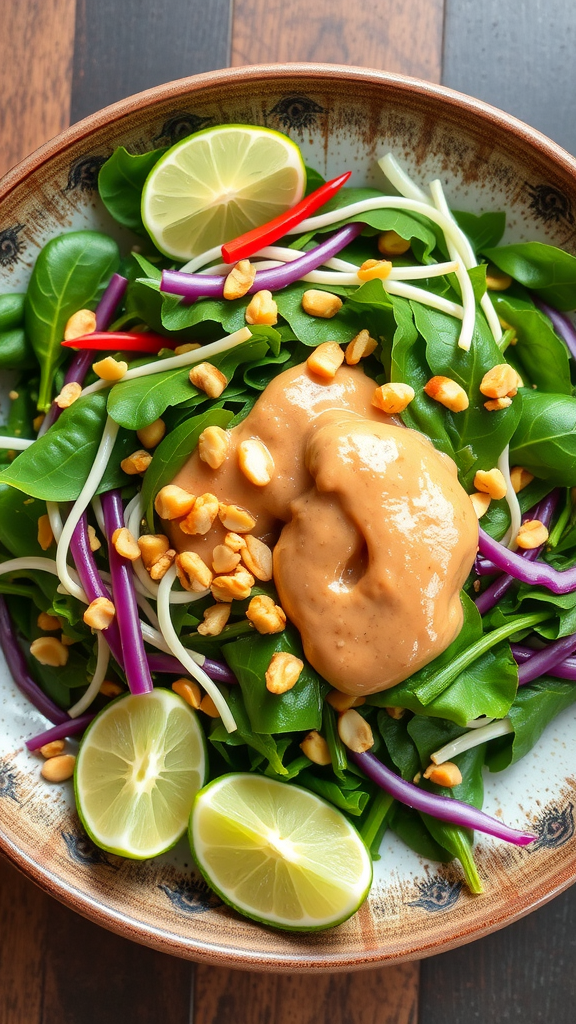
[221,171,352,264]
[61,332,176,353]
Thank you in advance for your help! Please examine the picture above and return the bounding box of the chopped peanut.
[301,289,342,318]
[299,730,331,765]
[39,739,66,758]
[30,636,69,667]
[510,466,534,493]
[516,519,549,549]
[61,634,76,647]
[306,342,345,381]
[199,694,220,718]
[265,651,304,694]
[372,382,415,415]
[345,329,377,365]
[92,356,128,381]
[87,524,101,552]
[198,425,229,469]
[55,382,82,409]
[326,690,366,712]
[155,485,196,520]
[33,414,45,433]
[37,514,54,551]
[246,594,286,634]
[8,390,18,400]
[484,396,512,411]
[174,342,201,355]
[470,492,491,519]
[175,551,213,592]
[479,363,520,399]
[385,706,405,720]
[41,754,76,783]
[172,677,202,709]
[111,527,140,561]
[424,376,469,412]
[149,549,176,581]
[238,438,275,486]
[337,709,374,753]
[424,761,462,787]
[180,492,219,535]
[245,290,278,325]
[100,680,123,697]
[37,611,60,632]
[189,362,227,398]
[197,604,231,637]
[218,503,256,533]
[83,597,116,630]
[473,468,507,500]
[138,533,170,569]
[240,535,273,581]
[223,259,256,300]
[137,418,166,449]
[212,544,241,574]
[357,258,392,281]
[211,569,254,602]
[120,450,152,475]
[64,308,97,341]
[224,531,247,552]
[486,267,512,292]
[378,230,411,257]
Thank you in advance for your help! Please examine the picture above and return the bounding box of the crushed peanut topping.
[198,425,229,469]
[357,258,392,281]
[345,329,377,365]
[484,396,513,411]
[87,524,101,552]
[37,514,54,551]
[41,754,76,783]
[92,356,128,381]
[424,376,469,413]
[175,551,213,592]
[111,526,141,561]
[246,595,286,634]
[30,636,69,667]
[212,544,241,575]
[479,363,521,399]
[337,708,374,753]
[372,382,415,415]
[180,492,219,535]
[378,230,411,257]
[137,418,166,449]
[189,362,227,398]
[326,690,366,712]
[138,533,170,569]
[470,492,491,519]
[55,382,82,409]
[120,450,152,475]
[265,651,304,694]
[301,289,342,318]
[306,341,345,381]
[223,259,256,300]
[299,730,331,765]
[149,549,176,580]
[155,484,196,520]
[473,468,507,500]
[510,466,534,493]
[197,604,231,637]
[100,680,124,697]
[37,611,60,632]
[218,503,256,533]
[211,568,254,603]
[240,535,273,581]
[485,267,512,292]
[172,678,202,709]
[423,761,462,787]
[83,597,116,631]
[238,438,275,486]
[516,519,549,550]
[64,308,97,341]
[39,739,66,758]
[245,290,278,325]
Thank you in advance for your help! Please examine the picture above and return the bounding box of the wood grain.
[0,0,76,177]
[194,962,419,1024]
[232,0,445,83]
[0,857,47,1024]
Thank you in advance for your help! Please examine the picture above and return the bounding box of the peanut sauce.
[167,361,478,695]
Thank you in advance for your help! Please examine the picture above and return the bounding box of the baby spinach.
[161,291,250,335]
[487,677,576,772]
[0,329,35,371]
[275,282,360,347]
[491,291,571,394]
[98,146,167,235]
[0,293,25,331]
[377,710,420,781]
[295,771,370,816]
[483,241,576,311]
[25,231,120,411]
[390,804,452,862]
[453,210,506,253]
[509,390,576,485]
[213,686,288,775]
[313,188,438,259]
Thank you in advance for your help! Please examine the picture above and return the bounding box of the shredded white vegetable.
[91,495,106,535]
[46,501,63,543]
[199,256,460,287]
[428,180,476,351]
[68,632,110,718]
[126,496,208,605]
[498,444,522,550]
[0,437,34,451]
[430,718,513,764]
[157,565,236,732]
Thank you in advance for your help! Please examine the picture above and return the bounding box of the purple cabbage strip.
[0,597,69,725]
[26,713,95,751]
[532,296,576,360]
[161,223,364,302]
[515,630,576,685]
[478,527,576,595]
[69,513,125,668]
[101,490,153,695]
[512,643,576,682]
[147,652,236,685]
[351,750,536,846]
[39,273,128,435]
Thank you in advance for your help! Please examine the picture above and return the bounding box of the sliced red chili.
[221,171,351,264]
[61,332,175,353]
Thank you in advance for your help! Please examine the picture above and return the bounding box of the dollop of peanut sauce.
[167,361,478,695]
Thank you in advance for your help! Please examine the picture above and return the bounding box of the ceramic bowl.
[1,64,575,972]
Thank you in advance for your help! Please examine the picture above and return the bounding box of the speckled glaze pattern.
[1,65,576,972]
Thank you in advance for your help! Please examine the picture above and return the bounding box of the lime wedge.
[75,689,207,859]
[189,774,372,931]
[141,124,306,261]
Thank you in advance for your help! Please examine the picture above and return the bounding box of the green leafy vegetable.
[98,146,167,234]
[453,210,506,253]
[483,241,576,311]
[491,291,571,394]
[487,677,576,771]
[0,293,25,331]
[510,390,576,486]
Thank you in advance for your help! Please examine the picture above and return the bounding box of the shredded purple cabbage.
[351,750,536,846]
[532,296,576,360]
[512,643,576,682]
[477,527,576,597]
[514,631,576,685]
[147,651,236,684]
[161,223,364,303]
[69,513,125,668]
[26,713,95,750]
[0,597,69,725]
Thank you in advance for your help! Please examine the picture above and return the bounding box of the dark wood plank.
[0,0,76,176]
[194,963,419,1024]
[232,0,445,84]
[71,0,233,124]
[0,857,47,1024]
[442,0,576,155]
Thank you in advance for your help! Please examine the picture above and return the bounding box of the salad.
[2,123,576,932]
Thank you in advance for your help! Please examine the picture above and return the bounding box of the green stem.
[360,791,394,852]
[548,489,571,548]
[414,610,553,705]
[322,702,347,781]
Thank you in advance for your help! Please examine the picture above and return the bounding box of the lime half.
[75,689,206,859]
[141,124,306,261]
[189,774,372,931]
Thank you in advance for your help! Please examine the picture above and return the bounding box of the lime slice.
[141,124,306,261]
[189,774,372,931]
[75,689,207,859]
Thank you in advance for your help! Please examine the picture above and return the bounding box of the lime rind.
[189,773,373,932]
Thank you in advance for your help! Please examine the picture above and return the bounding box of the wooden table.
[2,2,576,1021]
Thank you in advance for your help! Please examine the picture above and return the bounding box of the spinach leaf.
[453,210,506,253]
[313,188,437,258]
[509,390,576,486]
[98,146,167,234]
[304,165,325,194]
[140,407,233,529]
[377,710,420,781]
[275,282,360,347]
[483,241,576,311]
[0,329,36,371]
[161,291,249,335]
[296,770,370,816]
[223,627,324,734]
[487,677,576,772]
[0,486,50,559]
[0,293,25,330]
[491,291,571,394]
[212,686,288,775]
[390,804,452,862]
[25,231,120,411]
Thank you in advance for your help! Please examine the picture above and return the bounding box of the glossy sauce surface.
[168,361,478,694]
